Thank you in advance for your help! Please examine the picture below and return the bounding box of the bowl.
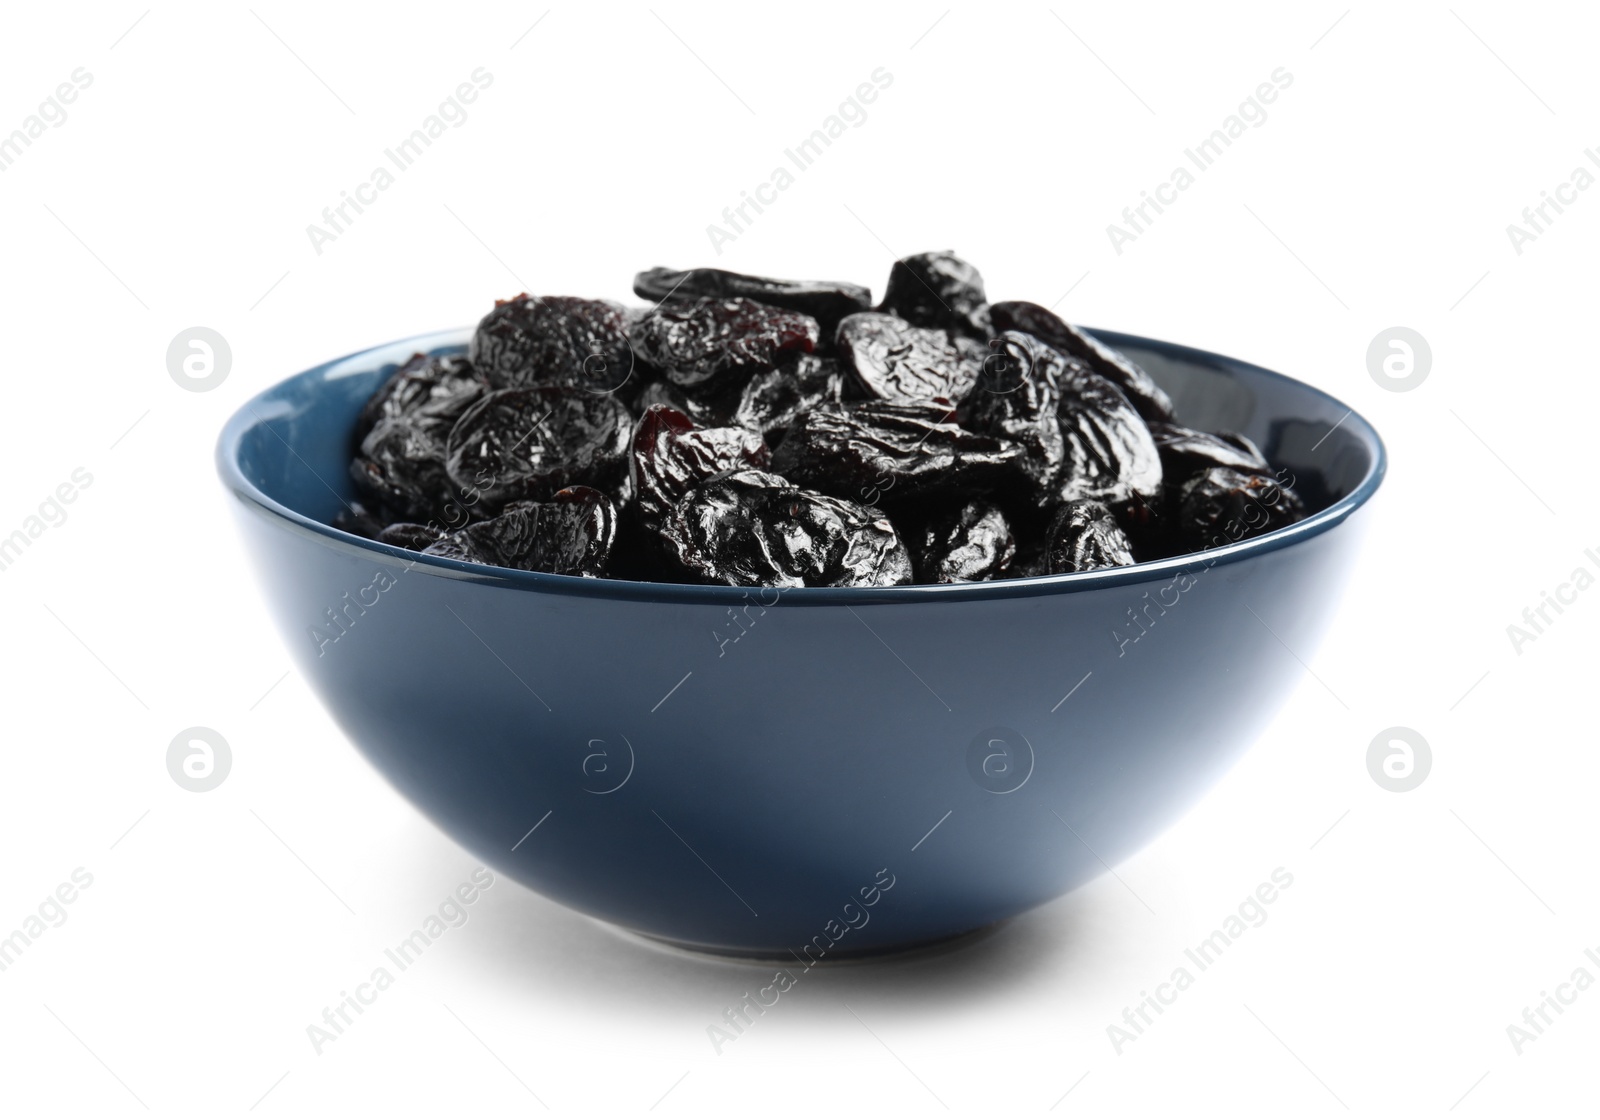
[217,326,1384,959]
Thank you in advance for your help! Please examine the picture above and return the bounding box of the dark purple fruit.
[1046,500,1136,573]
[357,353,488,443]
[470,295,635,395]
[444,386,632,507]
[958,332,1067,504]
[628,297,818,392]
[633,266,871,335]
[422,486,617,576]
[351,418,460,523]
[662,469,911,588]
[730,353,846,444]
[878,251,991,340]
[909,500,1015,583]
[771,400,1023,507]
[1176,467,1306,551]
[376,522,448,550]
[1149,422,1269,481]
[835,312,983,403]
[630,405,770,529]
[990,300,1174,423]
[1055,362,1163,524]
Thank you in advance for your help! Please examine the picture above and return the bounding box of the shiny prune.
[1055,362,1164,524]
[470,294,634,396]
[1176,467,1306,551]
[958,332,1067,505]
[990,300,1174,423]
[636,379,734,428]
[633,266,871,336]
[629,297,818,392]
[661,469,911,588]
[730,353,846,444]
[909,500,1015,583]
[444,386,631,507]
[630,405,770,529]
[771,400,1024,507]
[878,251,991,340]
[1149,422,1269,481]
[1046,500,1135,573]
[357,353,487,443]
[835,312,982,403]
[351,418,459,522]
[376,522,447,550]
[423,486,617,576]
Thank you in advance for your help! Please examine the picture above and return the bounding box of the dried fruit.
[470,295,634,395]
[444,386,632,507]
[990,300,1174,423]
[661,469,911,587]
[630,404,770,529]
[629,297,818,392]
[1055,363,1164,523]
[878,251,991,339]
[1176,467,1307,551]
[357,353,487,443]
[633,266,871,335]
[771,400,1023,507]
[1149,422,1269,480]
[958,332,1067,504]
[376,522,447,550]
[730,353,846,444]
[835,312,982,403]
[909,500,1015,583]
[423,486,617,576]
[1045,500,1135,573]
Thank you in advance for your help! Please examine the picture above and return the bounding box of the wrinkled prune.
[630,405,770,529]
[772,400,1023,507]
[662,469,911,588]
[376,522,447,550]
[990,300,1174,423]
[1046,500,1135,573]
[629,297,818,392]
[633,267,871,336]
[909,500,1015,583]
[351,418,460,522]
[730,353,846,444]
[357,353,488,443]
[1176,467,1306,551]
[1055,363,1164,522]
[636,379,734,428]
[835,312,982,403]
[470,294,634,395]
[445,386,631,506]
[958,332,1067,505]
[423,486,617,576]
[1149,422,1269,481]
[878,251,991,339]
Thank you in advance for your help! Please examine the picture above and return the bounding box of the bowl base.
[601,919,1009,967]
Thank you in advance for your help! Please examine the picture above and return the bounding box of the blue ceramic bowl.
[218,327,1384,958]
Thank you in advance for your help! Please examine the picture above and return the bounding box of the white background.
[0,2,1594,1116]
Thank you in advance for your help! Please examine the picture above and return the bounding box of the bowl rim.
[216,325,1387,606]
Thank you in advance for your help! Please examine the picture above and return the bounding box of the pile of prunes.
[337,252,1308,586]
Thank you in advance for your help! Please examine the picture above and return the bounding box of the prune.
[878,251,991,340]
[771,400,1023,507]
[958,332,1067,504]
[630,405,770,529]
[470,295,634,395]
[1055,363,1164,523]
[377,522,447,550]
[990,300,1174,423]
[351,417,460,522]
[1176,467,1306,552]
[909,500,1016,583]
[835,312,982,403]
[1149,422,1269,481]
[629,297,818,392]
[444,386,631,506]
[730,353,846,444]
[1046,500,1135,573]
[357,353,487,443]
[423,486,617,576]
[661,469,911,588]
[636,379,734,428]
[633,266,871,336]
